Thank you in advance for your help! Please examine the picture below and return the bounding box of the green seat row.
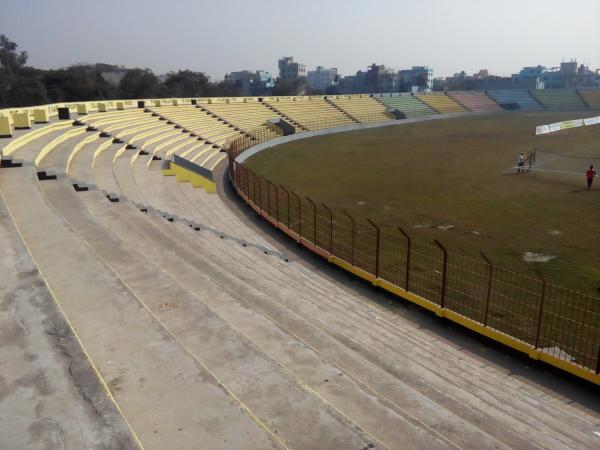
[377,96,437,118]
[530,89,587,110]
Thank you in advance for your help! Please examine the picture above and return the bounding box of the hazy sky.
[1,0,599,80]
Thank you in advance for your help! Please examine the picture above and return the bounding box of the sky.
[1,0,599,80]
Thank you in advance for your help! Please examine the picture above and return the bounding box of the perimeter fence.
[225,124,600,380]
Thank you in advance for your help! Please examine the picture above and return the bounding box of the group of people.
[516,152,533,174]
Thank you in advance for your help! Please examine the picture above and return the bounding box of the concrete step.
[0,194,137,450]
[63,186,469,449]
[0,160,283,450]
[63,187,526,448]
[38,175,385,450]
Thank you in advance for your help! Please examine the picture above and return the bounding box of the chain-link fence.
[225,125,600,377]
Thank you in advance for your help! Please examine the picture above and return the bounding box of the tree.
[0,34,30,106]
[272,77,307,96]
[0,34,28,75]
[209,79,243,97]
[118,68,159,99]
[163,70,210,97]
[43,65,117,102]
[4,75,49,106]
[0,34,265,107]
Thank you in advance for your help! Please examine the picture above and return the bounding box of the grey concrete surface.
[38,139,384,450]
[1,137,283,450]
[0,190,137,449]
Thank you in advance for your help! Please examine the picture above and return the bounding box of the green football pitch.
[245,111,600,295]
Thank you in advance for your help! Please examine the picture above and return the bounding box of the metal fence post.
[398,227,411,291]
[280,185,290,227]
[254,172,259,207]
[248,170,253,202]
[322,203,333,254]
[273,182,279,223]
[366,218,380,278]
[258,175,262,213]
[252,172,257,205]
[534,270,546,349]
[434,239,448,309]
[342,209,355,266]
[306,196,317,245]
[245,166,250,199]
[266,177,271,216]
[297,193,302,237]
[480,252,493,327]
[290,191,301,236]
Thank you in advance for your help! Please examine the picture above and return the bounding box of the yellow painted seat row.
[416,93,466,113]
[329,96,392,123]
[266,98,354,129]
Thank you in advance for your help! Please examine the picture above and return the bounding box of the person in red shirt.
[586,165,596,190]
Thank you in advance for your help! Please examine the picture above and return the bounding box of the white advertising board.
[536,118,588,135]
[535,125,551,135]
[560,119,584,129]
[548,122,562,133]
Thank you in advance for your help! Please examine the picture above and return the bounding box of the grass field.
[245,111,600,296]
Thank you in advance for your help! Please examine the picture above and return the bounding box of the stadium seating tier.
[530,89,588,110]
[448,91,502,112]
[578,90,600,108]
[486,90,543,110]
[376,95,437,118]
[263,97,355,130]
[416,93,466,113]
[328,96,392,123]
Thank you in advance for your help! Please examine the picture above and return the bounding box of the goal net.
[525,148,600,176]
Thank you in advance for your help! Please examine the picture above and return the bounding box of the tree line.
[0,34,246,108]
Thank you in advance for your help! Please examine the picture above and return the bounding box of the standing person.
[586,165,596,190]
[517,152,525,174]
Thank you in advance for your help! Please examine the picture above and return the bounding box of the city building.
[404,66,434,92]
[278,56,306,82]
[512,65,546,89]
[366,64,400,92]
[226,70,274,95]
[511,60,598,89]
[307,66,338,91]
[336,64,434,94]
